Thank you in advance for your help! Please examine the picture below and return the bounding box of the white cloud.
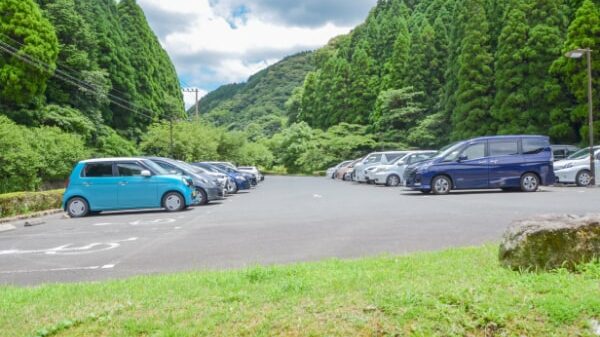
[138,0,367,94]
[182,89,208,110]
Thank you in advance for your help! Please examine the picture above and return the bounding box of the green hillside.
[190,51,315,132]
[0,0,184,192]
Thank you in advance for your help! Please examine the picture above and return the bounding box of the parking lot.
[1,175,598,285]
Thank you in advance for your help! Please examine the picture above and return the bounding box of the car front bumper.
[554,168,578,184]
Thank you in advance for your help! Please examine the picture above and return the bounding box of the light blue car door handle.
[82,182,91,187]
[119,181,128,186]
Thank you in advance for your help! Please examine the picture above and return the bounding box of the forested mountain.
[0,0,184,192]
[1,0,184,138]
[191,51,315,133]
[293,0,599,148]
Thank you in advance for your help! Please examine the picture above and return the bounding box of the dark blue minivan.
[404,135,555,194]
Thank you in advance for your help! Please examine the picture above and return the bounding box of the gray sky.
[137,0,376,107]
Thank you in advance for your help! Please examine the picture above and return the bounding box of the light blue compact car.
[62,158,197,217]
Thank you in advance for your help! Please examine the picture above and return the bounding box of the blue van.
[404,135,555,194]
[62,158,197,217]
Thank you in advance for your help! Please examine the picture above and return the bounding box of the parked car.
[211,162,258,186]
[404,135,555,194]
[551,145,580,161]
[369,151,437,186]
[238,166,263,182]
[62,158,197,217]
[146,157,225,205]
[354,151,409,183]
[326,160,352,179]
[336,158,363,180]
[192,162,251,192]
[554,146,600,186]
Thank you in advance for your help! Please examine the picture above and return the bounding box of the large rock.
[499,214,600,270]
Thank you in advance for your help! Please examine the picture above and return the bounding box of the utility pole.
[182,88,202,118]
[565,48,595,186]
[169,116,174,159]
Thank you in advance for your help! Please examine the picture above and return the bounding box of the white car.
[369,151,437,186]
[326,160,352,179]
[554,147,600,186]
[238,166,263,182]
[353,151,409,183]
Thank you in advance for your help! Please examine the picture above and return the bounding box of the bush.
[30,126,90,183]
[140,121,221,161]
[0,116,40,193]
[0,116,90,193]
[94,127,139,157]
[0,189,64,218]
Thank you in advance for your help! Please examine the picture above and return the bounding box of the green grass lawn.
[1,245,599,337]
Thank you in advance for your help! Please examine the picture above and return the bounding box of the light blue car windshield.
[142,159,169,175]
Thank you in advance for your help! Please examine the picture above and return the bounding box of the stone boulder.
[499,214,600,270]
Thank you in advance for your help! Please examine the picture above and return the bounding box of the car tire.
[386,174,401,187]
[162,192,185,212]
[66,197,89,218]
[196,188,209,206]
[228,181,238,194]
[520,173,539,192]
[576,170,592,187]
[431,175,451,195]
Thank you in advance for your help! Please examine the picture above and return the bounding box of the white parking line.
[0,264,116,274]
[0,237,137,256]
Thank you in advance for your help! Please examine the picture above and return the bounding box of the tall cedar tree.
[118,0,185,125]
[551,0,600,143]
[38,0,108,124]
[0,0,58,109]
[451,0,495,140]
[383,17,410,90]
[75,0,138,133]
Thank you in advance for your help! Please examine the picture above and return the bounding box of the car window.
[385,153,403,162]
[155,162,182,175]
[522,138,548,154]
[461,143,486,160]
[141,159,168,175]
[365,154,382,164]
[567,148,596,160]
[83,163,113,177]
[489,140,519,157]
[117,162,146,177]
[413,153,434,163]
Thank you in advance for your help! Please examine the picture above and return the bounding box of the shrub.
[0,116,40,193]
[94,126,139,157]
[0,189,64,218]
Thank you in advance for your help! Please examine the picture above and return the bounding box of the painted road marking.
[313,194,323,198]
[93,218,175,226]
[0,237,137,256]
[0,264,116,274]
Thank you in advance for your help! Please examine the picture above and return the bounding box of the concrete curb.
[0,209,63,225]
[0,224,16,233]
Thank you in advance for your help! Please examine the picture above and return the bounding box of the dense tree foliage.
[257,0,599,148]
[0,0,183,192]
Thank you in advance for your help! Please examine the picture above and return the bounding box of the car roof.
[81,157,147,163]
[469,135,548,141]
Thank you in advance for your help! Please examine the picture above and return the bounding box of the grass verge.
[1,245,599,337]
[0,189,64,218]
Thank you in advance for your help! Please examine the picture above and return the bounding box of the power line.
[0,32,130,97]
[0,38,157,121]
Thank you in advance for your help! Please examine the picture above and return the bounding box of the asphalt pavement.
[1,176,598,286]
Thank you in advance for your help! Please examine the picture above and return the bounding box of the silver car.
[353,151,409,183]
[370,151,437,186]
